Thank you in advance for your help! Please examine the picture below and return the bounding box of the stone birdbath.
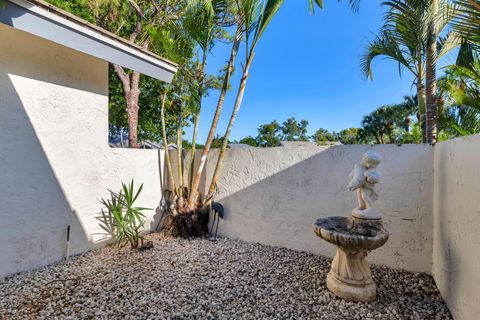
[313,151,389,302]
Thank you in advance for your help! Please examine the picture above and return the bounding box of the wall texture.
[0,24,164,278]
[433,134,480,320]
[201,144,434,273]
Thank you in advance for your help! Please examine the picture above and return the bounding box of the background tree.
[312,128,335,144]
[239,136,259,146]
[256,120,282,147]
[282,118,309,141]
[359,96,418,144]
[335,128,361,144]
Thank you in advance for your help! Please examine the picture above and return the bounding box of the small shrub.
[97,180,151,249]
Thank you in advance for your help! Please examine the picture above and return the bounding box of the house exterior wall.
[0,24,164,278]
[433,134,480,320]
[200,144,434,274]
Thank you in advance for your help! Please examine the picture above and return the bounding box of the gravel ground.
[0,235,451,320]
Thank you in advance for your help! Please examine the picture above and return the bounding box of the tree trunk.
[207,57,253,197]
[187,26,242,209]
[416,81,427,143]
[113,44,146,149]
[109,0,146,149]
[425,1,438,144]
[176,106,184,200]
[126,85,141,148]
[160,92,176,191]
[189,52,208,191]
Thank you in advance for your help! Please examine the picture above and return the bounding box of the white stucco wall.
[0,24,164,278]
[2,23,480,319]
[433,134,480,320]
[201,144,434,273]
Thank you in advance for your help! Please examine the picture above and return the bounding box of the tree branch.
[128,0,143,42]
[113,64,130,92]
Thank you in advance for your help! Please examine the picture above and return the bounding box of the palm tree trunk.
[187,26,242,209]
[189,52,208,191]
[160,92,176,191]
[416,80,427,143]
[207,57,253,197]
[176,107,184,199]
[425,0,439,144]
[189,114,200,189]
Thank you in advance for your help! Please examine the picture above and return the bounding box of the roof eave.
[0,0,178,82]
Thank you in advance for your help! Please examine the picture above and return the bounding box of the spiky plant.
[97,181,151,249]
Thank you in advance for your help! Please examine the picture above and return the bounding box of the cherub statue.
[348,151,382,220]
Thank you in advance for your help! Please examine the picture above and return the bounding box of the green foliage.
[248,117,314,147]
[359,96,419,144]
[282,118,309,141]
[211,135,226,148]
[312,128,335,145]
[239,136,259,146]
[335,127,360,144]
[44,0,96,22]
[438,62,480,137]
[97,181,150,249]
[452,0,480,52]
[360,0,436,81]
[256,120,282,147]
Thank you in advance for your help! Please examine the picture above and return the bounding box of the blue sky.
[185,0,444,142]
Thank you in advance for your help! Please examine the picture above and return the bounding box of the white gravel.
[0,235,451,320]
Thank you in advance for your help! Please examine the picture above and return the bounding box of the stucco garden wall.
[2,21,480,319]
[200,144,434,273]
[0,24,164,278]
[433,134,480,320]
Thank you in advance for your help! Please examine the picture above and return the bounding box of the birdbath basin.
[313,216,389,302]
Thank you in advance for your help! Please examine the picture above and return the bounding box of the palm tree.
[453,0,480,48]
[424,0,440,143]
[181,0,233,191]
[186,0,285,209]
[361,0,456,143]
[186,23,242,209]
[203,0,286,201]
[187,0,360,208]
[420,0,468,143]
[359,97,418,144]
[438,62,480,136]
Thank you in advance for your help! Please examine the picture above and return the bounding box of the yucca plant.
[97,180,151,249]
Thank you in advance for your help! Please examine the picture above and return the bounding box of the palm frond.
[361,31,416,80]
[252,0,284,48]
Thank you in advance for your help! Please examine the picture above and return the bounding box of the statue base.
[313,216,389,302]
[326,247,376,302]
[352,208,381,220]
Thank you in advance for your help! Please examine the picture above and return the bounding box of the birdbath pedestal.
[313,216,389,302]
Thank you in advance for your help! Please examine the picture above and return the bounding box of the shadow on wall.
[434,149,460,313]
[207,144,433,273]
[0,68,91,278]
